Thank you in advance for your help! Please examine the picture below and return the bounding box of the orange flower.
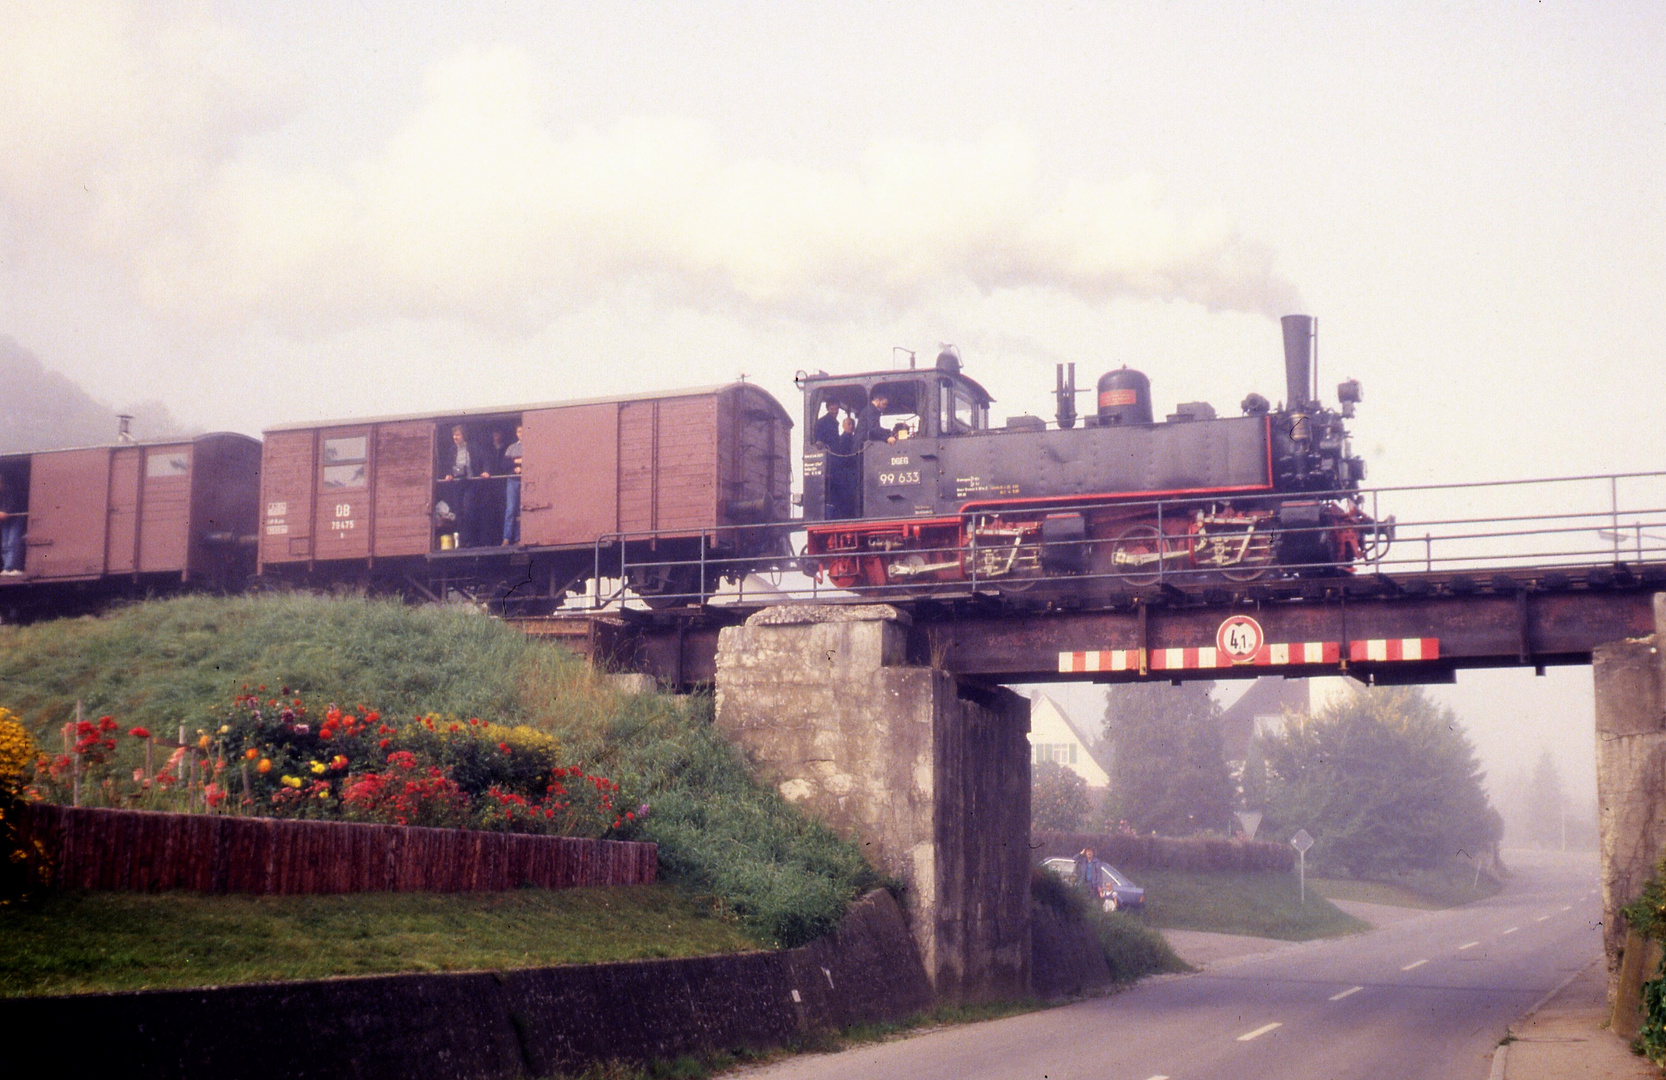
[245,747,259,760]
[256,758,272,774]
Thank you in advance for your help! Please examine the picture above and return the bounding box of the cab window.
[940,383,982,435]
[871,380,922,440]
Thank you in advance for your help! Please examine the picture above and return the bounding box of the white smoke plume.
[1,8,1299,333]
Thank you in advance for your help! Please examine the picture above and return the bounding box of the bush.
[1029,865,1186,983]
[1032,829,1295,873]
[0,709,51,906]
[1624,855,1666,1064]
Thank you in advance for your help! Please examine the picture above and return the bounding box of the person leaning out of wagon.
[500,424,524,545]
[0,471,25,576]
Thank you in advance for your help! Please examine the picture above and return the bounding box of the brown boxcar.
[257,384,792,607]
[0,433,261,588]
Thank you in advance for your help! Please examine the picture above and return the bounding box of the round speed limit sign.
[1216,615,1265,664]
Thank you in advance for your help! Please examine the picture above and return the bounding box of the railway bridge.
[514,472,1666,1005]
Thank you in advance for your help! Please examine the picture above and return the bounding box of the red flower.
[129,726,151,739]
[498,742,511,754]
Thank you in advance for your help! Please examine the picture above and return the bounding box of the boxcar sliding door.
[519,404,619,547]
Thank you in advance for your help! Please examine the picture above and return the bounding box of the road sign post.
[1290,828,1314,905]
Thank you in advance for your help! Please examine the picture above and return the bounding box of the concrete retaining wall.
[0,889,931,1080]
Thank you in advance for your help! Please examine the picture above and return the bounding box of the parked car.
[1041,856,1147,913]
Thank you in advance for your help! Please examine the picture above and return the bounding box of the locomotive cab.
[797,365,993,521]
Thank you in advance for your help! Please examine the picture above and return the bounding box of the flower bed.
[21,689,644,838]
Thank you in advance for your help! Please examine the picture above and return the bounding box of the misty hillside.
[0,336,194,454]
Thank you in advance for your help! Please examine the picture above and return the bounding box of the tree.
[1031,759,1093,832]
[1260,685,1502,878]
[1102,680,1233,836]
[1522,750,1567,849]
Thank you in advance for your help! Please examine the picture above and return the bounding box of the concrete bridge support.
[713,605,1031,1003]
[1595,592,1666,1016]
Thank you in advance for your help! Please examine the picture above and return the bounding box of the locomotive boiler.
[799,315,1383,596]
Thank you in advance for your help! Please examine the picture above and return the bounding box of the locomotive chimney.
[1281,315,1315,409]
[1055,363,1078,429]
[117,414,135,444]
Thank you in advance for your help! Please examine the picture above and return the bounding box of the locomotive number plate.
[877,470,921,487]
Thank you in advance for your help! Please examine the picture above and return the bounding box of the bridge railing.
[569,470,1666,609]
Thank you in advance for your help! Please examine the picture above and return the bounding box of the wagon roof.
[262,381,793,434]
[0,431,257,460]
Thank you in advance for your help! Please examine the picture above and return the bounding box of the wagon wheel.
[629,564,705,609]
[1107,524,1172,587]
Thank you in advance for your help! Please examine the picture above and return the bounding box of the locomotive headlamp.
[1337,379,1362,418]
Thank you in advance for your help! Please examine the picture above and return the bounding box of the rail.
[563,470,1666,610]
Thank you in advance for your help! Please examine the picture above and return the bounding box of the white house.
[1028,694,1110,790]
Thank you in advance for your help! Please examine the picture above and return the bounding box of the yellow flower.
[197,734,211,749]
[281,775,302,788]
[309,761,326,775]
[0,708,36,796]
[218,725,230,735]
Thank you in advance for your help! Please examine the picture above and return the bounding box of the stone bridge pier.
[713,605,1031,1003]
[1597,592,1666,1022]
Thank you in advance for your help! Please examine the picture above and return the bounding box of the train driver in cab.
[855,390,891,446]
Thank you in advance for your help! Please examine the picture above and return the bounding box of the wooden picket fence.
[20,803,657,895]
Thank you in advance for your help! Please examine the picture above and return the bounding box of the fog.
[3,2,1658,809]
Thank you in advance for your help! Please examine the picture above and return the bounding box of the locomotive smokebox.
[1096,366,1152,426]
[1281,314,1315,409]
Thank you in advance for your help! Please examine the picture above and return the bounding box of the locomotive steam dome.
[1096,366,1153,426]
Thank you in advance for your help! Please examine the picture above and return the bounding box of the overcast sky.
[4,1,1660,808]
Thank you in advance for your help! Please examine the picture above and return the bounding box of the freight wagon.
[256,383,793,608]
[0,433,261,614]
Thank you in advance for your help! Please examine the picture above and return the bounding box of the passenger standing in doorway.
[501,424,524,545]
[0,472,25,576]
[440,426,479,546]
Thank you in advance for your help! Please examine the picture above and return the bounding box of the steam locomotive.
[0,315,1382,618]
[797,315,1384,597]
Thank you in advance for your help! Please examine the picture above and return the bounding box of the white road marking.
[1143,1075,1170,1080]
[1502,926,1519,935]
[1329,986,1364,1000]
[1401,959,1429,971]
[1237,1022,1283,1041]
[1561,905,1572,912]
[1536,915,1551,922]
[1458,941,1480,951]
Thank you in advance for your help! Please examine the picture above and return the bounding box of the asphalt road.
[742,850,1602,1080]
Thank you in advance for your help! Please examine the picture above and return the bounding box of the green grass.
[0,593,884,947]
[1311,861,1504,910]
[1132,869,1369,940]
[0,884,763,998]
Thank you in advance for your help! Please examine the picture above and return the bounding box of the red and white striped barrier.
[1347,637,1440,662]
[1058,636,1440,674]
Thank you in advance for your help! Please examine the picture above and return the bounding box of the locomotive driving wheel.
[1107,524,1176,587]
